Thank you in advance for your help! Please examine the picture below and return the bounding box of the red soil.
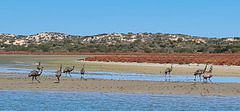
[85,53,240,65]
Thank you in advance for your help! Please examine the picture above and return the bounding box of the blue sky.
[0,0,239,37]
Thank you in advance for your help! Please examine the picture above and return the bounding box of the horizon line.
[0,31,239,38]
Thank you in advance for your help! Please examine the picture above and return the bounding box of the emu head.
[209,65,213,71]
[40,67,43,71]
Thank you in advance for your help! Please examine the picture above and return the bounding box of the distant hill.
[0,32,239,53]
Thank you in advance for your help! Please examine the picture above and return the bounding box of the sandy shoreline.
[1,55,240,96]
[1,75,240,96]
[1,55,239,77]
[82,61,240,77]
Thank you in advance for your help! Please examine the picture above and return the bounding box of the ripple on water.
[0,90,239,111]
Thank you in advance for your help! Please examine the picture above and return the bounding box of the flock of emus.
[28,62,85,83]
[164,64,213,82]
[28,61,213,83]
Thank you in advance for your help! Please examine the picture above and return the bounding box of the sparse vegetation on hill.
[0,32,240,53]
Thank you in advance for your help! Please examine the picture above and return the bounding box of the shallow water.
[1,64,240,83]
[0,90,239,111]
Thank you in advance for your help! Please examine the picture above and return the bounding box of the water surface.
[1,64,240,83]
[0,90,239,111]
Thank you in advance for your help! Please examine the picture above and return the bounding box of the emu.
[164,64,173,78]
[63,66,74,77]
[80,64,85,75]
[55,64,62,83]
[202,65,213,82]
[194,64,207,81]
[28,67,43,83]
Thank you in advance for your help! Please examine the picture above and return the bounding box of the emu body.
[202,65,213,82]
[80,64,85,75]
[28,67,43,83]
[194,64,207,81]
[55,64,62,83]
[63,66,74,77]
[164,65,173,78]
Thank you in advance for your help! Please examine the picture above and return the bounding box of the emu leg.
[57,76,60,82]
[199,75,201,81]
[32,76,34,83]
[209,78,212,82]
[35,76,40,83]
[164,73,167,81]
[194,75,196,81]
[168,73,171,81]
[69,72,72,77]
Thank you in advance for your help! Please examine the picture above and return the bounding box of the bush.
[38,44,50,52]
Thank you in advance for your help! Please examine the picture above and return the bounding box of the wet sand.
[1,55,240,96]
[82,61,240,77]
[0,55,239,77]
[1,75,240,96]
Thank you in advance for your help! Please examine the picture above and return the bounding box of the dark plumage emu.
[63,66,74,77]
[202,65,213,82]
[194,64,207,81]
[202,73,213,82]
[28,67,43,83]
[164,65,173,78]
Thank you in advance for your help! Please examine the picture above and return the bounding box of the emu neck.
[204,64,207,71]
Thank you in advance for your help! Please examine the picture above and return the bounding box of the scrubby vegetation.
[0,32,240,53]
